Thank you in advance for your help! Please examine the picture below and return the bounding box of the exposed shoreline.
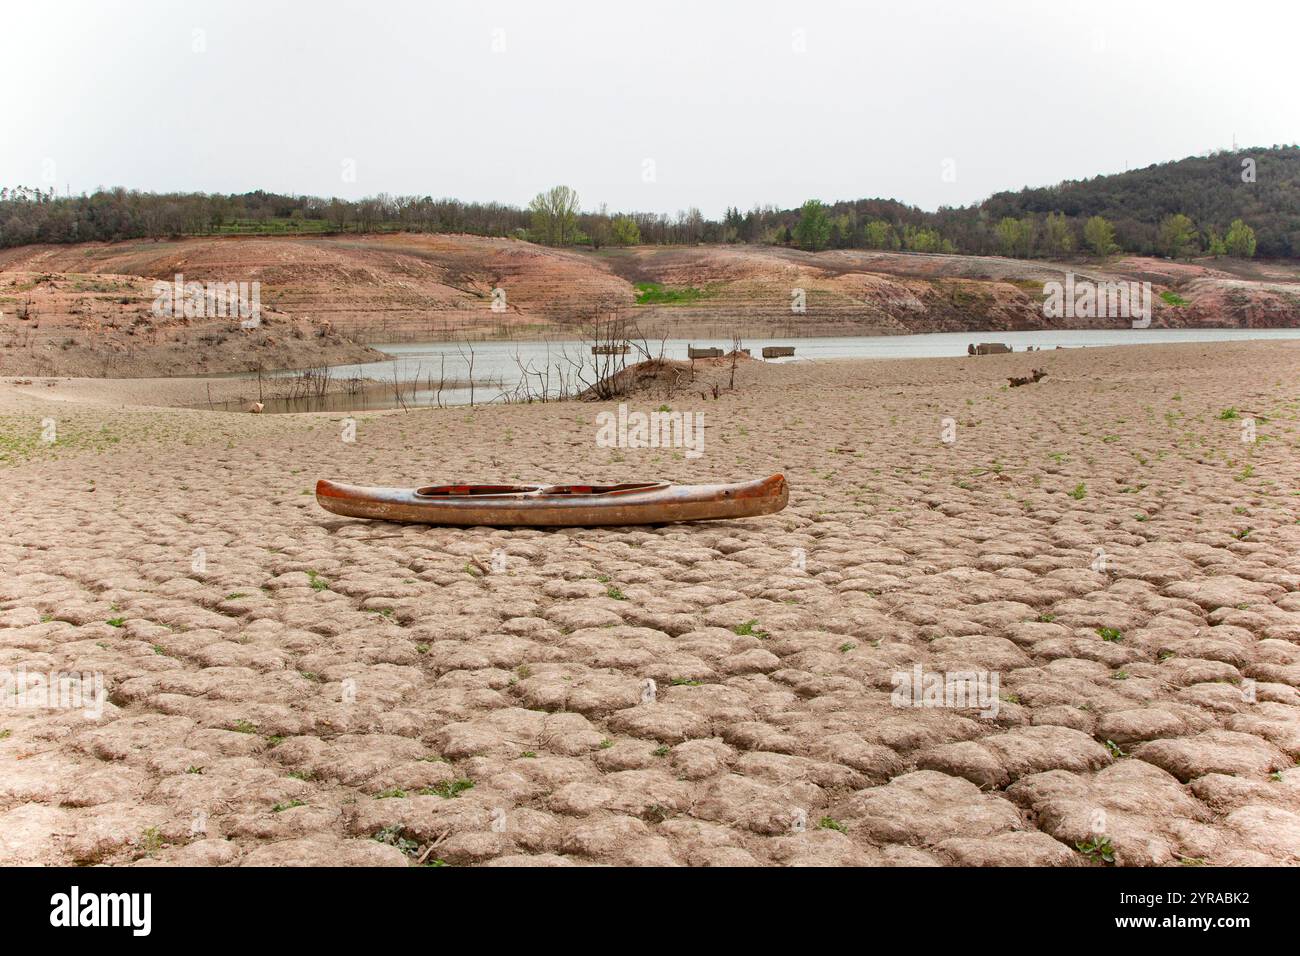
[6,333,1300,413]
[6,235,1300,380]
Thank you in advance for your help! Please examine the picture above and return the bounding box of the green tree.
[1019,216,1038,257]
[1083,215,1117,256]
[1159,213,1198,259]
[830,213,854,248]
[1224,219,1257,258]
[586,203,612,249]
[611,216,641,246]
[1203,227,1226,257]
[903,226,947,253]
[793,199,831,252]
[528,185,581,245]
[1042,212,1074,256]
[863,219,895,250]
[995,217,1022,257]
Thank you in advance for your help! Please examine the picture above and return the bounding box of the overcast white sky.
[4,0,1296,216]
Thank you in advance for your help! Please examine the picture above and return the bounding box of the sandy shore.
[1,341,1297,866]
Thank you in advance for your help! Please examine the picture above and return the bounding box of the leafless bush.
[577,313,636,400]
[284,365,333,400]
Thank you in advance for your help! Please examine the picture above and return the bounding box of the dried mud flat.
[1,341,1298,867]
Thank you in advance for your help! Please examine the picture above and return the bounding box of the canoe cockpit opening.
[415,484,543,497]
[537,482,668,496]
[414,482,668,498]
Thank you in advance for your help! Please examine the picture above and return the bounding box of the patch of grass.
[1067,482,1087,500]
[1159,290,1187,307]
[633,281,710,305]
[374,787,407,799]
[106,617,126,627]
[732,619,769,638]
[306,570,329,591]
[372,825,420,856]
[605,585,627,600]
[1104,739,1127,759]
[838,642,856,653]
[817,816,848,833]
[224,592,248,601]
[652,745,670,757]
[231,719,257,734]
[670,678,702,686]
[1097,627,1123,642]
[138,827,164,856]
[518,750,537,759]
[1037,613,1056,623]
[1217,407,1240,420]
[272,799,306,812]
[1075,836,1116,864]
[420,779,475,799]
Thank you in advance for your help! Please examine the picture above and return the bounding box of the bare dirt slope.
[3,234,1299,376]
[0,235,631,376]
[1,341,1297,866]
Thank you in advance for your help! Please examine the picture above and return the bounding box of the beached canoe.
[315,474,788,527]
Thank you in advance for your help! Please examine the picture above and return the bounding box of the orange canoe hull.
[315,475,788,527]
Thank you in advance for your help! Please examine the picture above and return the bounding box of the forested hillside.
[977,147,1300,257]
[3,146,1297,258]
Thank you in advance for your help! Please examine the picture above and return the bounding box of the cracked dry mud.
[1,340,1298,867]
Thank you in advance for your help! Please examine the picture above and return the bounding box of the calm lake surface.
[225,328,1300,412]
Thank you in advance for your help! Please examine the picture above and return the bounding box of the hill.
[977,147,1300,257]
[4,147,1299,262]
[4,234,1299,376]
